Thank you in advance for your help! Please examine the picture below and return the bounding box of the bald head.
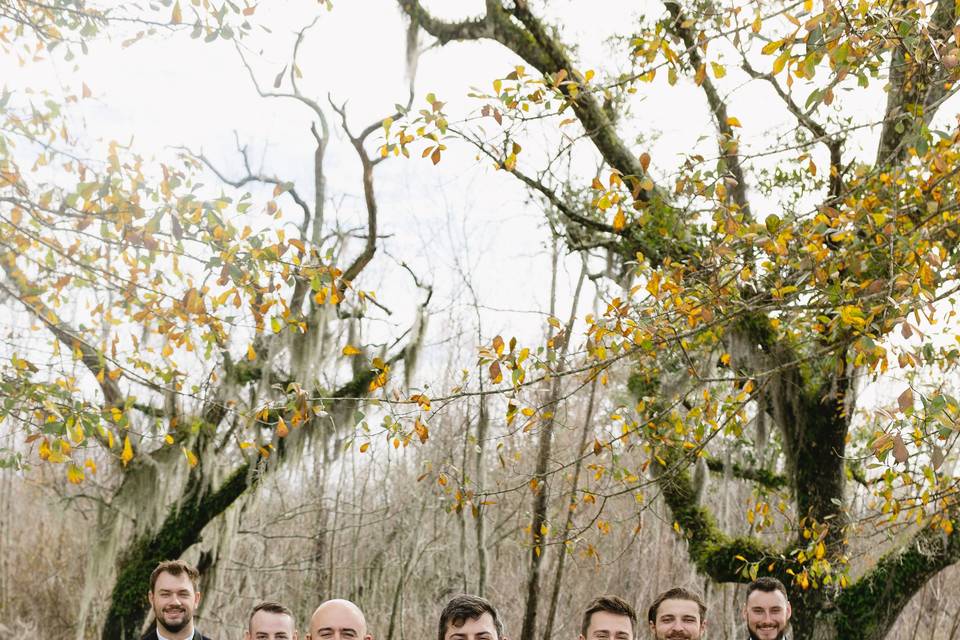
[306,599,371,640]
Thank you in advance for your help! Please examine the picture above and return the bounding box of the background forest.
[3,1,960,639]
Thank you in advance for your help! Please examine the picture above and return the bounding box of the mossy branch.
[657,449,776,582]
[830,518,960,640]
[703,456,788,491]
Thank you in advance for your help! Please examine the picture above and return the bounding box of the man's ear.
[243,631,251,640]
[148,591,155,608]
[194,590,202,607]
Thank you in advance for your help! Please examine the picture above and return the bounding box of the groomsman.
[743,578,792,640]
[437,594,505,640]
[306,599,373,640]
[143,560,211,640]
[646,587,707,640]
[578,595,637,640]
[246,602,298,640]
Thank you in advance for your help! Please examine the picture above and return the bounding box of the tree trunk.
[101,464,252,640]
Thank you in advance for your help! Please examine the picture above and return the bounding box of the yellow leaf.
[183,447,198,467]
[726,116,741,128]
[360,442,370,453]
[276,416,289,437]
[752,14,762,33]
[162,343,173,357]
[67,464,85,484]
[773,52,789,75]
[815,541,826,559]
[639,152,651,172]
[171,0,182,24]
[612,208,626,231]
[342,344,362,356]
[711,61,726,78]
[164,434,175,445]
[85,458,97,475]
[720,353,731,366]
[247,344,257,361]
[121,435,133,466]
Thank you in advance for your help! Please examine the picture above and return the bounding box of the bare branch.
[664,1,752,218]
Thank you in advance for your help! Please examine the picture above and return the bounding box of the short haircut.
[746,577,789,602]
[647,587,707,625]
[149,559,200,593]
[438,594,503,640]
[250,602,297,632]
[581,595,637,637]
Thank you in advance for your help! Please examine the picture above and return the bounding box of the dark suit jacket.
[141,628,212,640]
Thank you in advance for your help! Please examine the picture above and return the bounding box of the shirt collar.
[156,626,195,640]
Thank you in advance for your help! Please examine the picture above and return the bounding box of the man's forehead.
[154,572,195,591]
[587,610,633,631]
[311,601,366,632]
[252,610,295,632]
[747,590,788,607]
[656,599,700,618]
[447,612,497,634]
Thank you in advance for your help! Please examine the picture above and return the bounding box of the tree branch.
[664,1,752,218]
[831,513,960,640]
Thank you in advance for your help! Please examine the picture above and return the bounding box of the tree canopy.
[3,1,960,639]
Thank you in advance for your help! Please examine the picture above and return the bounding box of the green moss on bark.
[101,464,252,640]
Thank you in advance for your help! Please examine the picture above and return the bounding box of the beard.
[748,629,786,640]
[155,603,192,634]
[657,630,700,640]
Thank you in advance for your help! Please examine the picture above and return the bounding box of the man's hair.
[746,577,789,602]
[249,602,296,631]
[646,587,707,625]
[438,594,503,640]
[149,559,200,593]
[580,595,637,637]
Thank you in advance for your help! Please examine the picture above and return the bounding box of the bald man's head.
[306,599,371,640]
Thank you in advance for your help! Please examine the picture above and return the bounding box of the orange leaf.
[639,152,651,172]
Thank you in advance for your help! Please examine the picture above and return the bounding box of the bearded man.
[743,578,792,640]
[143,560,211,640]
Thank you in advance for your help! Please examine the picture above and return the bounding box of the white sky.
[3,0,959,407]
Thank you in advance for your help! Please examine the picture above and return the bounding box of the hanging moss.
[102,464,252,640]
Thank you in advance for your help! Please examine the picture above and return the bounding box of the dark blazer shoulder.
[139,629,210,640]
